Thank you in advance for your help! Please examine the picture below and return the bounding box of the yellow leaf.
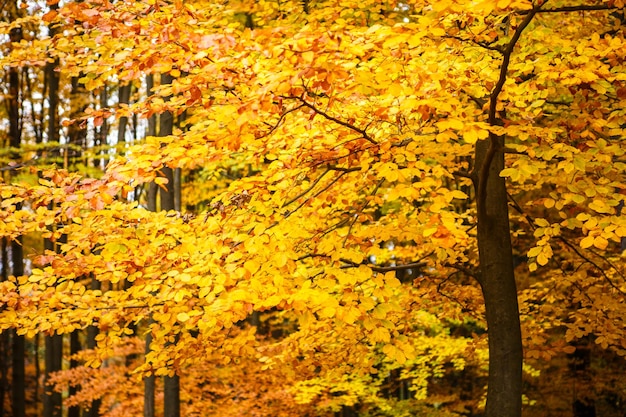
[383,271,401,288]
[301,51,315,63]
[580,235,595,249]
[499,168,519,180]
[320,305,336,318]
[448,119,464,130]
[177,312,190,322]
[593,236,608,250]
[388,82,403,97]
[536,252,549,266]
[371,327,391,343]
[497,0,512,8]
[430,27,445,37]
[244,259,260,275]
[527,246,542,258]
[450,190,468,199]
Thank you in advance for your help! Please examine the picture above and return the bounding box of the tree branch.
[287,96,378,145]
[342,179,384,247]
[282,167,331,208]
[258,103,306,139]
[283,171,348,218]
[518,4,619,14]
[340,259,427,273]
[477,4,542,216]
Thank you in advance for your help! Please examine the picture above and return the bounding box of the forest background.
[0,0,625,417]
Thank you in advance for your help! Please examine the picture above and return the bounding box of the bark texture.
[474,136,523,417]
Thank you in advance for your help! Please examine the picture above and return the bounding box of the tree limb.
[477,4,542,216]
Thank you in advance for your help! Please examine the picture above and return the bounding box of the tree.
[0,1,625,417]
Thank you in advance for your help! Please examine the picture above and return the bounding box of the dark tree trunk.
[143,74,157,417]
[570,338,596,417]
[143,324,155,417]
[42,239,62,417]
[43,5,63,416]
[43,334,63,417]
[45,57,59,145]
[8,27,22,156]
[117,82,132,144]
[68,332,81,417]
[0,241,7,416]
[34,333,40,413]
[10,237,25,417]
[67,75,88,163]
[159,72,179,417]
[470,8,541,416]
[84,276,101,417]
[474,136,523,417]
[6,11,26,415]
[159,73,175,212]
[164,375,180,417]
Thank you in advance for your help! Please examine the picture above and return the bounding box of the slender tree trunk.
[8,27,22,155]
[570,337,596,417]
[6,11,26,415]
[164,374,180,417]
[42,235,63,417]
[470,8,541,415]
[159,73,175,212]
[67,332,81,417]
[1,239,9,417]
[143,322,155,417]
[65,63,90,417]
[43,220,61,417]
[158,72,180,417]
[45,50,59,144]
[143,74,157,417]
[474,136,523,417]
[85,277,101,417]
[11,235,26,417]
[0,337,6,417]
[67,76,88,163]
[10,331,26,417]
[34,333,40,414]
[43,334,63,417]
[43,5,63,415]
[117,82,132,144]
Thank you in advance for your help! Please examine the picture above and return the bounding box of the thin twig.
[284,171,348,219]
[282,167,331,208]
[257,103,306,139]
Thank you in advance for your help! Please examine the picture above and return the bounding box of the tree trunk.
[142,74,158,417]
[43,334,63,417]
[45,50,59,144]
[117,82,132,144]
[85,276,101,417]
[474,136,523,417]
[10,235,25,417]
[164,375,180,417]
[159,73,175,212]
[68,332,81,417]
[570,337,596,417]
[0,242,7,416]
[43,5,64,415]
[159,72,180,417]
[143,324,156,417]
[6,10,26,414]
